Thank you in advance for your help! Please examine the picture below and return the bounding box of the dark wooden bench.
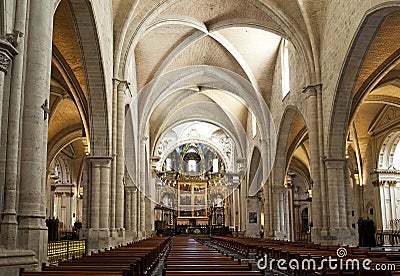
[20,268,124,276]
[164,271,262,276]
[22,236,170,276]
[163,237,261,276]
[42,265,131,276]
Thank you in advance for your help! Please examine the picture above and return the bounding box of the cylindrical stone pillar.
[305,87,323,241]
[17,0,53,265]
[90,160,101,229]
[139,137,147,235]
[81,158,90,230]
[116,81,127,230]
[110,79,118,230]
[131,188,137,233]
[99,158,111,229]
[125,188,132,230]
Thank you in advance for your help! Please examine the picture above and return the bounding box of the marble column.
[380,182,388,229]
[389,181,397,224]
[0,37,19,249]
[17,0,53,265]
[373,180,384,230]
[116,81,127,231]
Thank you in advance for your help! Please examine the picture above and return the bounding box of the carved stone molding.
[0,38,18,74]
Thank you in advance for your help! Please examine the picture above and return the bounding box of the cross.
[41,99,50,121]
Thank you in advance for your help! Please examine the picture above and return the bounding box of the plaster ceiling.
[129,0,290,160]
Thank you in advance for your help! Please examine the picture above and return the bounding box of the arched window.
[281,39,290,98]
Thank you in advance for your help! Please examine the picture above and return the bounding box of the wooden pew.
[211,236,400,276]
[22,236,170,276]
[20,268,125,276]
[163,237,262,276]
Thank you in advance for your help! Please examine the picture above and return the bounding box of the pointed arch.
[328,3,400,159]
[67,0,110,156]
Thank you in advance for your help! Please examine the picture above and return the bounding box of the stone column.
[89,159,101,229]
[86,157,112,251]
[116,81,127,231]
[344,163,353,229]
[260,139,271,236]
[81,158,89,232]
[267,177,274,237]
[271,186,281,234]
[110,80,118,231]
[285,180,293,240]
[131,187,138,234]
[99,159,111,230]
[0,37,19,249]
[325,159,340,229]
[0,38,17,136]
[324,158,352,244]
[304,86,324,243]
[293,203,300,241]
[17,0,53,265]
[239,181,246,232]
[125,188,132,230]
[138,136,147,236]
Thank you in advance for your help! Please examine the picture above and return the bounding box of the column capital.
[0,38,18,73]
[371,180,387,187]
[388,180,397,187]
[87,156,113,166]
[324,157,348,169]
[302,83,322,97]
[113,78,130,91]
[125,186,137,192]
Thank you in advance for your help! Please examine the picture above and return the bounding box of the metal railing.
[47,240,86,264]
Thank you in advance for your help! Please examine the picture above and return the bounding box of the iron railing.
[47,240,86,264]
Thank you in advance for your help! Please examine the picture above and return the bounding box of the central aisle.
[162,236,262,275]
